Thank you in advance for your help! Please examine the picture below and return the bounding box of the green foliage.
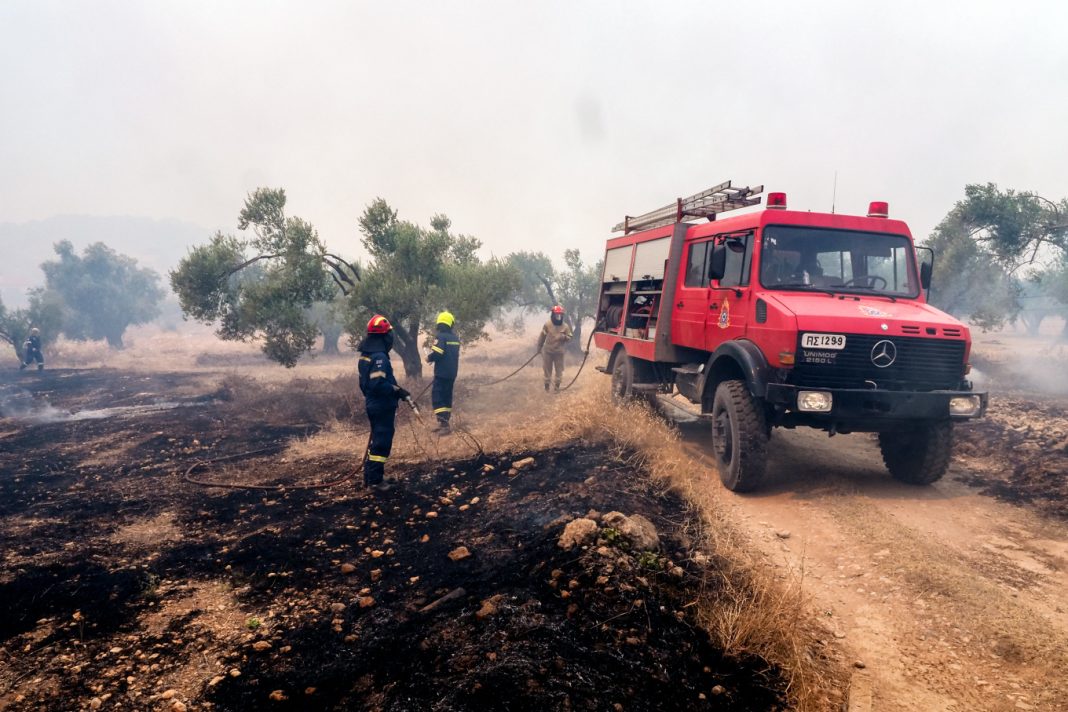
[1,290,68,361]
[245,616,262,630]
[170,188,355,367]
[600,527,625,547]
[347,199,520,378]
[505,249,602,349]
[925,184,1067,330]
[637,551,661,570]
[41,241,163,349]
[307,293,349,354]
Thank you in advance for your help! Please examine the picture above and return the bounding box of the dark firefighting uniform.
[22,334,44,370]
[427,325,460,425]
[358,336,404,486]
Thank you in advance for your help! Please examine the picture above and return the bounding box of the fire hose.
[182,396,485,491]
[184,332,595,491]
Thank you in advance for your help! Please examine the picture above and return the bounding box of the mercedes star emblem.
[870,340,897,368]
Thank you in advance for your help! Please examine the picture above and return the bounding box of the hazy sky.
[2,0,1067,266]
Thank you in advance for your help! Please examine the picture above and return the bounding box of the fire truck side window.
[718,234,752,288]
[685,242,709,287]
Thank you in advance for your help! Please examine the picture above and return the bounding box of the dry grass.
[214,371,360,425]
[284,417,366,460]
[526,388,847,711]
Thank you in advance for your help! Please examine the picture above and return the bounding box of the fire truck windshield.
[759,226,920,298]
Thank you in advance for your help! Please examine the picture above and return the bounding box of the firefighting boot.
[544,382,550,392]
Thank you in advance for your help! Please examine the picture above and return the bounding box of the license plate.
[801,333,847,350]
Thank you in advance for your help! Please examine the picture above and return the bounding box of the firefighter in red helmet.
[537,305,572,392]
[357,315,410,491]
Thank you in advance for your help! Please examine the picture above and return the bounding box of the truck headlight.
[797,390,833,412]
[949,395,981,416]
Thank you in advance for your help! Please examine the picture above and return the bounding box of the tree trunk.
[321,325,342,354]
[1020,312,1044,337]
[391,318,423,380]
[569,320,585,354]
[396,338,423,380]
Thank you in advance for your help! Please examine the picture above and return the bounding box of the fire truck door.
[671,239,713,350]
[705,233,753,352]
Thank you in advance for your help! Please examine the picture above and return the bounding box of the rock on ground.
[558,518,599,550]
[619,512,657,550]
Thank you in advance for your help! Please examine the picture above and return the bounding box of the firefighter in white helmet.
[21,327,44,371]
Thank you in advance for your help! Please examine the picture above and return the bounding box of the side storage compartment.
[598,245,633,334]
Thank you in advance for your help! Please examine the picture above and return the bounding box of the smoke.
[0,387,68,423]
[0,386,192,424]
[967,328,1068,396]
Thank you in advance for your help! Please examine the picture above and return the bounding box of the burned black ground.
[0,369,787,711]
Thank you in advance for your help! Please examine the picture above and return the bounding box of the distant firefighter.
[357,315,409,492]
[427,310,460,434]
[21,327,44,371]
[537,305,572,392]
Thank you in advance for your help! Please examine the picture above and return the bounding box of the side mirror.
[919,261,932,290]
[707,245,727,281]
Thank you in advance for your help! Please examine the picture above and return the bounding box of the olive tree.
[0,290,66,363]
[506,249,602,351]
[41,241,163,349]
[925,183,1068,330]
[347,200,519,378]
[170,188,358,366]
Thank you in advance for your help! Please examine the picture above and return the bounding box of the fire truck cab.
[593,182,987,492]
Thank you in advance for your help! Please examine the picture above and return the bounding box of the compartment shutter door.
[603,246,632,282]
[631,237,670,280]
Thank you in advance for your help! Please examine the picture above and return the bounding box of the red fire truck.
[593,181,987,491]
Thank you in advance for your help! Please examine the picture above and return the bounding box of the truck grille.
[791,334,965,391]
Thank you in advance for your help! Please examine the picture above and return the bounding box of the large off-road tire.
[710,379,768,492]
[610,352,654,405]
[878,421,954,485]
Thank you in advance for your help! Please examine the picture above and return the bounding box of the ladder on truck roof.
[612,180,764,234]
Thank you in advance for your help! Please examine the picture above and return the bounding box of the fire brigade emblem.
[858,304,891,318]
[718,300,730,329]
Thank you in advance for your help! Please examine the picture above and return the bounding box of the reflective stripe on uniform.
[369,370,387,379]
[446,341,460,346]
[431,345,445,354]
[433,407,452,414]
[368,454,389,463]
[360,356,371,362]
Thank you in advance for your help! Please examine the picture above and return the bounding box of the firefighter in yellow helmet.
[426,310,460,433]
[537,305,572,392]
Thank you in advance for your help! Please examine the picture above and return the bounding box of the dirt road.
[679,421,1068,711]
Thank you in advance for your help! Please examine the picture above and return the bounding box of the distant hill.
[0,215,210,307]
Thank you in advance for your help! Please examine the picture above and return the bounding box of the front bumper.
[765,384,988,424]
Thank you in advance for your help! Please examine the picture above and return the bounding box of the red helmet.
[551,305,564,315]
[366,315,392,334]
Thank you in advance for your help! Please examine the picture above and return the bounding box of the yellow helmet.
[436,310,455,327]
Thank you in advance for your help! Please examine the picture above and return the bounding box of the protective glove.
[395,386,411,400]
